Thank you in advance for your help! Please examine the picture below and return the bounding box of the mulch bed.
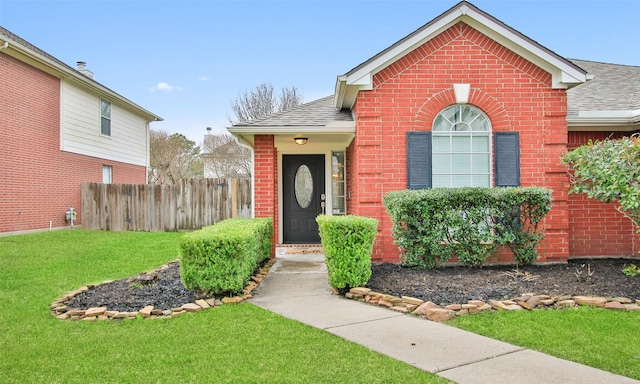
[64,261,208,313]
[64,258,640,312]
[367,258,640,306]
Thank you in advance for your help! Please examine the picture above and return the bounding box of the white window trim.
[102,165,113,184]
[100,99,111,137]
[432,105,492,188]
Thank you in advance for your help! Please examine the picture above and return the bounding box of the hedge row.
[316,215,378,291]
[383,187,552,268]
[179,218,272,294]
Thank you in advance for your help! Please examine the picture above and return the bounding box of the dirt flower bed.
[55,257,640,321]
[366,258,640,306]
[53,260,274,320]
[63,261,204,313]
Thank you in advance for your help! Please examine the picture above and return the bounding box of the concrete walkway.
[249,249,638,384]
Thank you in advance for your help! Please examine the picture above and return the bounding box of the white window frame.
[331,151,347,215]
[100,99,111,136]
[432,105,492,188]
[102,165,113,184]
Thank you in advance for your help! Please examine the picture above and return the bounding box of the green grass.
[0,230,447,384]
[448,307,640,380]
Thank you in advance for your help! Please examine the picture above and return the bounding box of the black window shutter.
[406,131,432,189]
[494,132,520,187]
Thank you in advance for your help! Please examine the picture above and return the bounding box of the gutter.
[567,110,640,130]
[1,35,162,123]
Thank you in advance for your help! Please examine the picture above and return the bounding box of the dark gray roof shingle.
[234,58,640,130]
[232,96,352,128]
[568,59,640,114]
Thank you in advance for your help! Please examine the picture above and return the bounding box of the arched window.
[432,105,491,187]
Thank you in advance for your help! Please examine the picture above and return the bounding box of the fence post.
[232,178,238,218]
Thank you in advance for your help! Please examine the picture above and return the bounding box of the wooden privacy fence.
[81,178,251,231]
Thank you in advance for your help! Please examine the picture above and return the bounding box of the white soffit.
[335,2,587,110]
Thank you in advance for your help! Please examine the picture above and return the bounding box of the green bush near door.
[316,215,378,291]
[180,217,272,294]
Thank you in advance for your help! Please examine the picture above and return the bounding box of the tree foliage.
[562,135,640,229]
[149,130,202,184]
[228,82,303,124]
[201,133,252,178]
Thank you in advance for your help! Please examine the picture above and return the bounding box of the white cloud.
[150,82,182,92]
[198,76,210,81]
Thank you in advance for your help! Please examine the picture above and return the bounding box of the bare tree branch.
[228,82,303,125]
[279,86,302,112]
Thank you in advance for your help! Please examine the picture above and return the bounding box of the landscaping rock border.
[52,258,640,323]
[50,259,275,321]
[344,287,640,322]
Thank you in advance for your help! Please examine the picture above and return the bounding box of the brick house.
[228,1,640,263]
[0,27,162,235]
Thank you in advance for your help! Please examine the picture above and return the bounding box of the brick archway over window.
[412,87,512,132]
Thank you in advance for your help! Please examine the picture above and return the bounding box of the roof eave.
[227,121,356,136]
[334,1,588,110]
[568,110,640,131]
[0,36,163,123]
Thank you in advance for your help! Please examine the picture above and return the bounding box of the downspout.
[145,122,150,183]
[0,40,9,50]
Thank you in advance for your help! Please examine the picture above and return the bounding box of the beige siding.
[60,81,148,167]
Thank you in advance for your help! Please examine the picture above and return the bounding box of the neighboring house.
[229,1,640,263]
[0,26,162,234]
[201,129,252,179]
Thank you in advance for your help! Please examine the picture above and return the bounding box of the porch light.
[294,137,308,145]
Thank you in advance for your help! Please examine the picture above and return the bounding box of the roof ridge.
[569,58,640,68]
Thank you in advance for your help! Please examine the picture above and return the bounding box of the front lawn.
[449,306,640,380]
[0,230,445,383]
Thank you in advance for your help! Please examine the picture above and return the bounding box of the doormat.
[285,248,324,255]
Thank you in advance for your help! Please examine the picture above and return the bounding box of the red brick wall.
[0,52,146,234]
[567,131,640,257]
[253,135,277,256]
[348,22,570,263]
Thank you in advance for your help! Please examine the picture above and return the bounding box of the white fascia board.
[334,74,373,110]
[227,123,356,135]
[568,109,640,130]
[334,76,348,109]
[3,38,162,122]
[335,7,459,110]
[460,10,587,89]
[325,120,356,129]
[574,110,640,119]
[348,73,373,87]
[337,4,587,110]
[345,17,454,87]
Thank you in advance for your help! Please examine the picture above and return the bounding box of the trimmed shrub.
[383,187,552,268]
[490,187,553,265]
[316,215,378,290]
[179,218,272,294]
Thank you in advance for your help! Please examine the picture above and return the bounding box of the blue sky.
[1,0,638,144]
